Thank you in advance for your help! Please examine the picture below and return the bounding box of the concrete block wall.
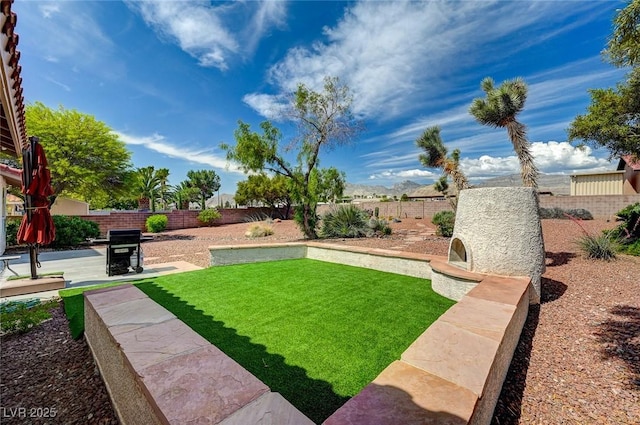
[319,194,640,220]
[77,207,290,236]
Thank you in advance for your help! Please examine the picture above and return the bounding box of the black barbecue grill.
[106,229,144,276]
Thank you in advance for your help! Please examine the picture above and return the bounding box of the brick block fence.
[79,207,290,236]
[9,195,637,236]
[318,194,640,221]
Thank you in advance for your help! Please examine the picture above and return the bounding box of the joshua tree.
[416,125,469,210]
[416,125,469,191]
[469,77,539,188]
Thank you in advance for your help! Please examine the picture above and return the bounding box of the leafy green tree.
[223,76,361,239]
[568,68,640,159]
[235,173,291,215]
[469,77,539,188]
[317,168,346,203]
[187,169,221,210]
[25,102,132,207]
[569,2,640,159]
[171,181,199,210]
[400,193,409,202]
[605,0,640,67]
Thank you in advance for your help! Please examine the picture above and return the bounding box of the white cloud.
[17,2,120,78]
[39,3,60,18]
[248,0,603,120]
[242,93,288,120]
[126,1,286,70]
[369,169,436,180]
[45,77,71,92]
[365,141,614,184]
[115,131,244,174]
[460,141,614,179]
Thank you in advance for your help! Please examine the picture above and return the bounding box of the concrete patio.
[0,247,202,301]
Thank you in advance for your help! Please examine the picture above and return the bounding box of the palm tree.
[469,77,539,188]
[136,166,161,211]
[155,168,170,210]
[416,125,469,204]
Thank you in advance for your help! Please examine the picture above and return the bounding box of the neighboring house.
[1,165,22,253]
[570,155,640,196]
[1,0,27,254]
[5,192,22,215]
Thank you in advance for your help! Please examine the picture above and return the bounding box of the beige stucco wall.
[570,171,624,196]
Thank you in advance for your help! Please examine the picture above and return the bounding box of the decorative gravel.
[1,218,638,424]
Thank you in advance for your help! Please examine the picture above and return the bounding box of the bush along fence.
[5,207,291,237]
[6,194,639,238]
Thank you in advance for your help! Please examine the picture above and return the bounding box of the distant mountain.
[473,173,571,195]
[344,180,422,197]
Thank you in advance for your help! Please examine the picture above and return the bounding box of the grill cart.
[105,229,144,276]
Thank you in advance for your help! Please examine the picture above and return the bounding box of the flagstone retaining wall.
[84,284,313,425]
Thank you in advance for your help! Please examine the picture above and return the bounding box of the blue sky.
[14,0,629,194]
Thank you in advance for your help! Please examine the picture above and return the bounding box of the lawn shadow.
[135,280,349,424]
[491,304,540,425]
[545,251,576,267]
[540,277,567,303]
[594,305,640,388]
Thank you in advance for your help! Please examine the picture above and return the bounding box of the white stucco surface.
[451,187,545,303]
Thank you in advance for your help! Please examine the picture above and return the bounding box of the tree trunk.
[506,120,539,188]
[138,197,150,211]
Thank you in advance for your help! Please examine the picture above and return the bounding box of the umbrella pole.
[29,245,37,279]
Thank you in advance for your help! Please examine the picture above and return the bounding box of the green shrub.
[245,223,274,238]
[320,205,370,238]
[539,207,593,220]
[146,214,168,233]
[50,216,100,248]
[565,209,594,220]
[0,299,58,335]
[197,208,221,226]
[5,218,20,246]
[576,233,618,261]
[608,202,640,256]
[432,211,455,237]
[367,217,392,236]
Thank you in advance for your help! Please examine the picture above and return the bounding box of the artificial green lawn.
[60,259,454,423]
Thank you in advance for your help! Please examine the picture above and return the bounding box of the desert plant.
[374,207,379,218]
[244,212,270,222]
[565,209,594,220]
[197,208,221,226]
[320,205,370,238]
[576,233,618,261]
[245,223,274,238]
[432,211,455,237]
[50,215,100,248]
[146,214,168,233]
[367,217,392,236]
[469,77,539,188]
[609,202,640,255]
[539,207,593,220]
[0,299,58,335]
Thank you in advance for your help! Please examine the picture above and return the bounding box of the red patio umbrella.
[17,136,56,279]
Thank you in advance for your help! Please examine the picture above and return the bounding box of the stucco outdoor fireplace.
[436,187,545,304]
